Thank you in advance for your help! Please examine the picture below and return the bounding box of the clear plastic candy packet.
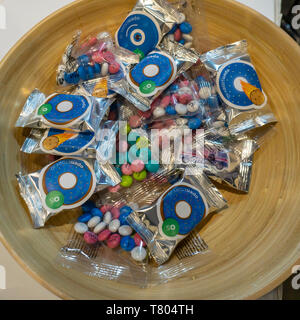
[15,89,114,133]
[56,169,216,286]
[57,31,139,87]
[115,0,182,59]
[109,37,199,111]
[20,120,118,163]
[127,167,227,265]
[200,40,277,135]
[16,157,121,228]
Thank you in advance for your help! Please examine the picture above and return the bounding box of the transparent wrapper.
[109,38,199,111]
[20,120,118,163]
[127,167,227,265]
[200,40,277,135]
[56,169,216,286]
[115,0,182,58]
[15,89,114,133]
[16,157,121,228]
[57,31,139,88]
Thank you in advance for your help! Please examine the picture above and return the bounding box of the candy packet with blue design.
[109,37,199,111]
[200,40,277,135]
[20,120,119,163]
[127,167,227,265]
[15,89,114,133]
[56,30,139,89]
[16,156,121,228]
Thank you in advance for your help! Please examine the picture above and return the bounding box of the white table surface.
[0,0,279,300]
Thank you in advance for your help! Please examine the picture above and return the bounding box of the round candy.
[88,216,101,228]
[188,118,202,130]
[78,65,88,81]
[91,208,103,218]
[119,212,131,226]
[179,22,192,34]
[120,206,133,215]
[174,28,182,41]
[101,62,109,76]
[120,236,136,251]
[160,95,171,108]
[107,234,121,249]
[153,107,166,118]
[136,136,149,149]
[134,233,146,247]
[103,51,116,63]
[199,86,212,100]
[100,204,112,214]
[111,207,120,219]
[131,246,147,262]
[109,62,120,74]
[87,66,94,80]
[166,105,177,115]
[131,159,145,173]
[120,175,133,188]
[81,200,96,212]
[187,100,200,113]
[94,222,107,234]
[145,160,160,173]
[108,184,121,193]
[178,93,193,105]
[78,213,92,223]
[118,225,133,236]
[121,163,133,176]
[98,229,111,242]
[133,170,147,181]
[74,222,88,234]
[64,71,80,85]
[103,211,112,224]
[84,231,98,245]
[77,54,90,65]
[182,34,193,42]
[129,115,142,128]
[175,103,188,115]
[109,219,121,233]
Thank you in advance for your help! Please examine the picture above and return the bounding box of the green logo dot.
[38,104,52,115]
[46,191,64,210]
[162,218,179,237]
[140,80,156,95]
[134,48,145,61]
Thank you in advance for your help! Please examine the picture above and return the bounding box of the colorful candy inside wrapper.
[200,40,277,135]
[115,0,183,59]
[15,89,114,133]
[16,157,121,228]
[56,168,217,286]
[57,31,139,87]
[20,120,118,163]
[109,37,199,111]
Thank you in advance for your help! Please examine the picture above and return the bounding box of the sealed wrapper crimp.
[109,38,199,111]
[57,31,139,87]
[127,167,227,265]
[20,120,118,163]
[16,157,121,228]
[200,40,277,135]
[115,0,182,58]
[15,89,114,133]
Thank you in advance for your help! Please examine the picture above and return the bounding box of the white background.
[0,0,280,299]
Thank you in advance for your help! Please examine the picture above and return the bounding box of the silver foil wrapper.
[20,121,118,163]
[16,157,121,228]
[127,168,227,265]
[109,38,199,111]
[200,40,277,135]
[15,89,114,133]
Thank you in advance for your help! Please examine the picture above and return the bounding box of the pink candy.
[121,163,133,175]
[92,51,105,63]
[98,229,112,241]
[84,231,98,245]
[111,207,120,219]
[179,93,193,105]
[88,37,98,46]
[129,115,142,128]
[131,159,145,173]
[103,51,115,63]
[134,233,146,247]
[160,95,171,108]
[174,28,182,41]
[107,234,121,248]
[108,184,121,193]
[108,62,120,74]
[179,80,190,88]
[100,204,112,213]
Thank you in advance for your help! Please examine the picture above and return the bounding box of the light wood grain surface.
[0,0,300,300]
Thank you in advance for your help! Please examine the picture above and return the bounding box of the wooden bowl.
[1,0,300,300]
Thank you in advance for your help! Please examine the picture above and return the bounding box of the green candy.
[45,190,64,210]
[133,170,147,181]
[120,175,133,187]
[140,80,156,95]
[38,103,52,115]
[136,136,149,149]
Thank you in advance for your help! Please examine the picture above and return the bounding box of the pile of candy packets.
[15,0,277,286]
